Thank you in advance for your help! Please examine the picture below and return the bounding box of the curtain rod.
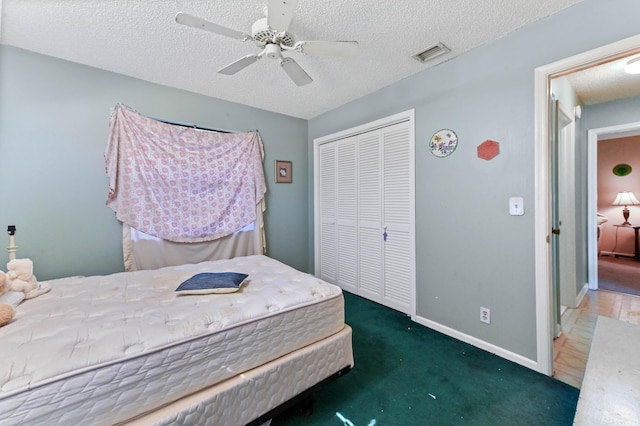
[149,116,242,134]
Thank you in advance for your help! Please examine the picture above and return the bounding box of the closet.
[314,110,415,315]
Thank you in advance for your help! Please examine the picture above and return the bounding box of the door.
[356,121,414,313]
[550,98,562,338]
[314,110,416,316]
[336,137,358,293]
[557,104,577,309]
[382,123,413,312]
[318,143,337,284]
[357,131,384,303]
[551,98,576,338]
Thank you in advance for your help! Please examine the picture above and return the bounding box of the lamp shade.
[613,191,640,206]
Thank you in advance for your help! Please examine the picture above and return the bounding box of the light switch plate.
[509,197,524,216]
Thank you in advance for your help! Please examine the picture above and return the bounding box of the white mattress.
[0,255,345,425]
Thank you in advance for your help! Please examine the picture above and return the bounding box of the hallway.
[553,289,640,388]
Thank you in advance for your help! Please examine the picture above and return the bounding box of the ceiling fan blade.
[297,41,359,56]
[218,54,260,75]
[280,57,312,86]
[267,0,298,33]
[175,12,248,40]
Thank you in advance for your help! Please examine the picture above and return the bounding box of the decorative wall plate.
[613,163,632,176]
[429,129,458,158]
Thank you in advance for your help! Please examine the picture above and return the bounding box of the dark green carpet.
[272,292,578,426]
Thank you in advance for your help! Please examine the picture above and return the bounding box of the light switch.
[509,197,524,216]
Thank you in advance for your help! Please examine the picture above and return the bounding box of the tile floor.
[553,289,640,388]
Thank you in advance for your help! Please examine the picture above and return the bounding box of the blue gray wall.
[308,0,640,361]
[579,97,640,138]
[0,45,309,279]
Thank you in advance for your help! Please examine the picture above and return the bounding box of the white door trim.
[534,34,640,376]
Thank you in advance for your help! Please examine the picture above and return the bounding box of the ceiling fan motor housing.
[251,17,295,48]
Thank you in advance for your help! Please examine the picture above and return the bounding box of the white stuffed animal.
[0,270,7,294]
[0,270,25,308]
[6,258,50,299]
[0,265,15,328]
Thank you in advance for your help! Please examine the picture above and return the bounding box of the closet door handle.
[552,228,560,235]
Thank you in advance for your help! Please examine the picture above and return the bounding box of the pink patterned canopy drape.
[105,104,266,243]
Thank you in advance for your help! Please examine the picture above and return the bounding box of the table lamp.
[7,225,17,261]
[612,191,640,225]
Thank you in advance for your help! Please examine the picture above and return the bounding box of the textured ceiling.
[565,54,640,105]
[0,0,591,119]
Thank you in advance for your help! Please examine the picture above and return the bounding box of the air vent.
[412,42,450,63]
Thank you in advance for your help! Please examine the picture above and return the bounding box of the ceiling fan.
[175,0,359,86]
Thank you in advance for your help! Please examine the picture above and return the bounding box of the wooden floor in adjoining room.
[553,289,640,388]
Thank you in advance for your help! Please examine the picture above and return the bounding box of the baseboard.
[412,315,540,372]
[600,250,634,258]
[576,282,588,307]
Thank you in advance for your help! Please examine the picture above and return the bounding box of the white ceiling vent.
[412,42,450,63]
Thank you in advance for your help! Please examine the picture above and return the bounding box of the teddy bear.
[0,303,15,327]
[0,272,15,326]
[0,270,7,294]
[0,269,26,307]
[6,258,50,299]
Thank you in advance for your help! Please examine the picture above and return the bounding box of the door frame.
[534,34,640,375]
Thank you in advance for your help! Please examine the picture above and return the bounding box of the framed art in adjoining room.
[275,160,292,183]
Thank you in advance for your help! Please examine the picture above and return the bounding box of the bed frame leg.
[298,395,316,417]
[246,366,352,426]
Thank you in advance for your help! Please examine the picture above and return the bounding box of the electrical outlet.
[480,307,491,324]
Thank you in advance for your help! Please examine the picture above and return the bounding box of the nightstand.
[613,224,640,260]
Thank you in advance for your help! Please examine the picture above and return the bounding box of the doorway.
[553,123,640,387]
[534,33,640,376]
[588,125,640,291]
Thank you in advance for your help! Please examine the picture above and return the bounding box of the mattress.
[0,255,345,425]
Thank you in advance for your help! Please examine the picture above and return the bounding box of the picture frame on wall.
[275,160,292,183]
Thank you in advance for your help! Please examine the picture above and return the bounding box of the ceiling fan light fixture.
[265,43,283,59]
[412,42,450,63]
[624,56,640,74]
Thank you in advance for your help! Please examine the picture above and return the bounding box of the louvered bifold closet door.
[357,131,384,303]
[336,137,358,293]
[315,110,414,315]
[382,122,412,314]
[318,143,337,284]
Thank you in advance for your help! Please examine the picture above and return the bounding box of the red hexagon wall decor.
[477,140,500,160]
